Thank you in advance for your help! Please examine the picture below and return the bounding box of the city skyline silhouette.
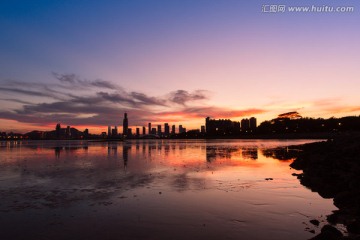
[1,1,360,134]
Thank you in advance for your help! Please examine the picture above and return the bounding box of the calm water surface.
[0,139,335,240]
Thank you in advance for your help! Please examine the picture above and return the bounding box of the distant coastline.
[0,131,357,141]
[1,114,360,141]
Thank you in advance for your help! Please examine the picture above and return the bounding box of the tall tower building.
[241,118,250,132]
[123,113,128,136]
[66,126,71,138]
[164,123,169,136]
[250,117,257,131]
[157,125,162,136]
[56,123,61,138]
[108,126,111,137]
[205,117,210,134]
[171,125,176,134]
[148,123,151,135]
[151,128,156,135]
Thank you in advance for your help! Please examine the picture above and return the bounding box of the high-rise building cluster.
[106,112,189,139]
[106,113,258,139]
[54,123,88,139]
[4,111,360,140]
[147,122,187,137]
[205,116,257,136]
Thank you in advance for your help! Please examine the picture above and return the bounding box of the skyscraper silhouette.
[164,123,169,136]
[108,126,111,137]
[56,123,61,138]
[241,118,250,132]
[250,117,257,131]
[123,113,128,136]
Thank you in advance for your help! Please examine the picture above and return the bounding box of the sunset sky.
[1,0,359,133]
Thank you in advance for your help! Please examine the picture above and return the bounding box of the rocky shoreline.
[290,133,360,240]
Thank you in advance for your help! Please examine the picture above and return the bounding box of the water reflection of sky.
[0,139,334,240]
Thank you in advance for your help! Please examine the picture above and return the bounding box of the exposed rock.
[348,220,360,234]
[310,219,320,226]
[290,133,360,239]
[310,225,343,240]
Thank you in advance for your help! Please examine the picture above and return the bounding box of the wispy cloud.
[130,92,167,106]
[156,107,265,120]
[0,74,265,131]
[0,98,32,105]
[0,87,52,98]
[97,92,135,105]
[324,105,360,114]
[168,90,209,105]
[313,98,343,107]
[52,72,119,90]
